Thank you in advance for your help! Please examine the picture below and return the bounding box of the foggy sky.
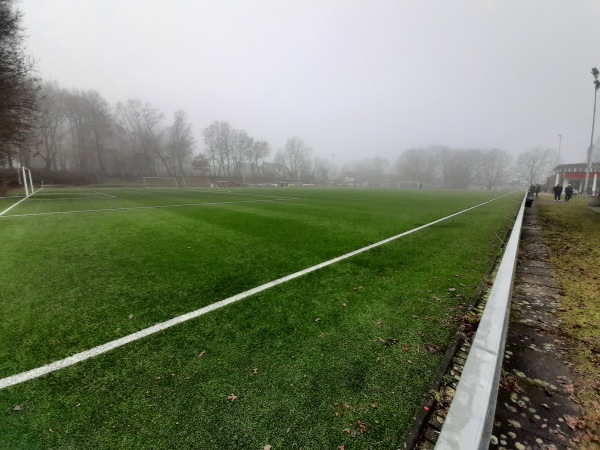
[18,0,600,166]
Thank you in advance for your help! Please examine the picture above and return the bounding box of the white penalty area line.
[0,187,42,217]
[0,198,298,218]
[0,192,516,390]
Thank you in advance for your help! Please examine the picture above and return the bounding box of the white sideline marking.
[92,191,116,198]
[0,198,297,218]
[0,193,515,390]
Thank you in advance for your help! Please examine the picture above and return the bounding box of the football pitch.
[0,187,522,449]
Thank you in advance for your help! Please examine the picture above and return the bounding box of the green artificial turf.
[0,187,522,449]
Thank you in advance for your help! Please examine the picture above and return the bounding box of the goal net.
[397,180,421,190]
[181,177,211,188]
[143,177,178,188]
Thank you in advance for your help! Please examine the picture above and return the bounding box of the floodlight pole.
[583,67,599,195]
[555,134,562,167]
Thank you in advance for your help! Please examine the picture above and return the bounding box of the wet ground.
[489,206,584,449]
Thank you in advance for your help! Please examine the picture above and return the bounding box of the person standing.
[534,184,541,198]
[553,184,563,202]
[564,184,574,202]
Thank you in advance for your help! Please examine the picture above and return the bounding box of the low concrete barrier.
[435,193,526,449]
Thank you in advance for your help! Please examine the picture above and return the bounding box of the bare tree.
[203,121,233,177]
[191,153,210,175]
[35,81,68,171]
[246,139,270,178]
[230,128,253,177]
[312,157,330,184]
[116,100,169,176]
[274,137,311,178]
[515,146,554,185]
[0,0,40,165]
[395,148,427,182]
[395,146,441,187]
[479,148,511,190]
[167,110,195,177]
[83,90,113,176]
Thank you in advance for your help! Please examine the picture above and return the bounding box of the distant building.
[547,162,600,195]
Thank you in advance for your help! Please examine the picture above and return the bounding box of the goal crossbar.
[142,177,179,188]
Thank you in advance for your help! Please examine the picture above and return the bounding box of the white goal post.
[142,177,179,188]
[20,167,35,197]
[396,180,421,189]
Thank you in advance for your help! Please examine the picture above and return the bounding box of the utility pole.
[583,68,600,195]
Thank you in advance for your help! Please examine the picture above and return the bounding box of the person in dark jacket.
[553,184,563,201]
[534,184,541,198]
[564,184,574,202]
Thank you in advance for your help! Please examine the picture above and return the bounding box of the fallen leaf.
[426,344,442,354]
[448,288,456,292]
[402,345,410,352]
[319,332,325,339]
[370,403,378,409]
[507,419,521,428]
[127,314,134,320]
[264,445,272,450]
[315,317,321,322]
[227,393,238,401]
[198,351,206,357]
[13,405,23,412]
[563,415,585,430]
[378,338,399,346]
[253,368,258,374]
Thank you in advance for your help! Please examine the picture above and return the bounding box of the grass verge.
[536,195,600,447]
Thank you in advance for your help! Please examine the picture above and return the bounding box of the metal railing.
[435,193,526,449]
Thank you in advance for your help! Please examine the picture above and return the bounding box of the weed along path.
[0,193,513,391]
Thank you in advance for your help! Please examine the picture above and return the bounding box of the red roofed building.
[546,162,600,195]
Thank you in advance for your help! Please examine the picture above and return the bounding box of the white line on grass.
[0,187,41,217]
[92,190,116,198]
[30,196,114,201]
[0,192,516,390]
[0,198,298,218]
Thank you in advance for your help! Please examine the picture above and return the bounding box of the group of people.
[552,183,575,202]
[528,183,576,202]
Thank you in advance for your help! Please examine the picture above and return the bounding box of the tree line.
[0,0,568,190]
